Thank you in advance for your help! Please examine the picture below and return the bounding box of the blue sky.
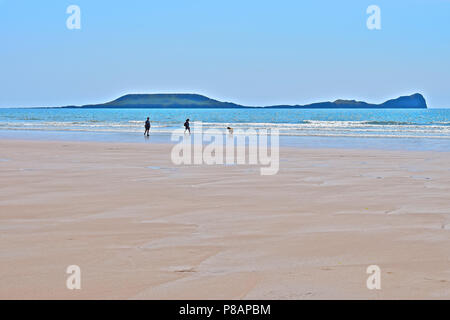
[0,0,449,108]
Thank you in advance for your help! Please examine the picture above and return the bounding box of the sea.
[1,108,450,151]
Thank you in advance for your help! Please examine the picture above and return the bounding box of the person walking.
[144,117,151,136]
[184,119,190,134]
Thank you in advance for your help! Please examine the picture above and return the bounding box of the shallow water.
[1,108,450,151]
[2,129,450,152]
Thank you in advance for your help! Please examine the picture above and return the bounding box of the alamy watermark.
[66,5,81,30]
[66,265,81,290]
[366,5,381,30]
[366,265,381,290]
[170,122,280,175]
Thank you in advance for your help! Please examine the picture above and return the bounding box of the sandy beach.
[0,138,449,299]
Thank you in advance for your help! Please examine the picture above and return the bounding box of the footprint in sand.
[147,166,178,172]
[410,175,431,180]
[424,277,448,283]
[312,163,329,168]
[360,173,384,179]
[167,266,196,273]
[320,267,333,271]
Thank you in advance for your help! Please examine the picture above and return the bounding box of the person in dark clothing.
[184,119,190,134]
[144,117,151,136]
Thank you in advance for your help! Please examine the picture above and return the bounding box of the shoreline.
[2,129,450,152]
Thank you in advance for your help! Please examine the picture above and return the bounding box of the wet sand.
[0,139,449,299]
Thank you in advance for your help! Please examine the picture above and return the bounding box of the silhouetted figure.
[144,117,151,136]
[184,119,190,134]
[227,127,233,135]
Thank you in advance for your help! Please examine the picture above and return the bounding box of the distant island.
[63,93,427,109]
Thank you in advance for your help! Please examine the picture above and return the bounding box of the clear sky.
[0,0,449,108]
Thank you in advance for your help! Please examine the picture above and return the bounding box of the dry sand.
[0,139,449,299]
